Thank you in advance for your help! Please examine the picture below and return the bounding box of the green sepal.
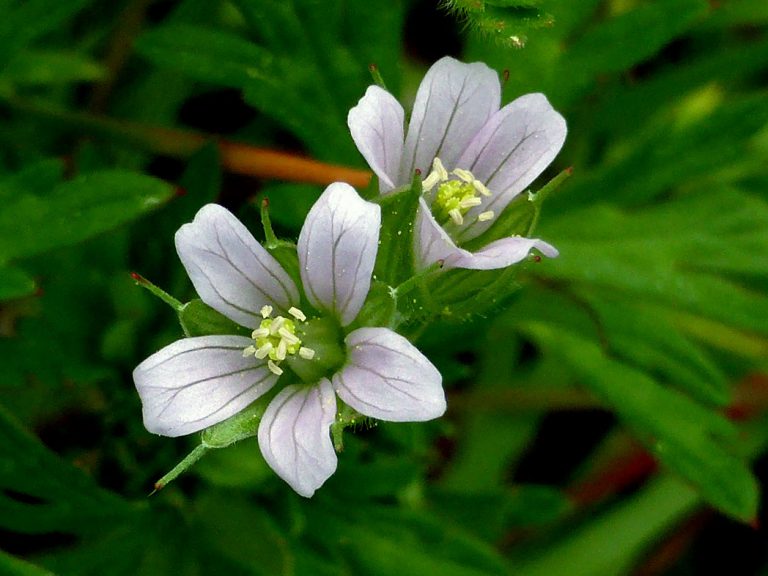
[421,265,525,323]
[260,197,304,297]
[463,167,572,252]
[265,240,303,299]
[178,299,248,337]
[201,395,274,449]
[373,173,421,286]
[330,400,368,452]
[153,395,276,492]
[349,280,398,330]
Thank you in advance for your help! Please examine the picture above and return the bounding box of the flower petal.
[333,327,445,422]
[175,204,299,329]
[454,93,567,243]
[257,380,337,498]
[400,56,500,182]
[413,198,462,270]
[298,182,380,326]
[348,85,405,192]
[414,201,557,270]
[445,236,559,270]
[133,335,278,437]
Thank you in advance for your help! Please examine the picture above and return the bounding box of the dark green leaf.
[0,266,36,301]
[0,404,135,534]
[0,171,174,263]
[523,322,759,521]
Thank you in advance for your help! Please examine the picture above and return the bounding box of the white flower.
[133,183,445,497]
[348,56,567,270]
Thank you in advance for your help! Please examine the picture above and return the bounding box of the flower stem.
[130,272,183,312]
[151,444,209,494]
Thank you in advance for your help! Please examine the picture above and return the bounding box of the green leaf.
[0,404,135,534]
[0,266,36,301]
[0,171,174,263]
[0,0,95,68]
[540,189,768,337]
[514,475,701,576]
[523,322,759,522]
[1,50,105,86]
[135,24,275,89]
[562,0,708,87]
[0,550,55,576]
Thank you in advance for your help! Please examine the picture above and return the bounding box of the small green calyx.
[422,158,495,228]
[243,305,315,376]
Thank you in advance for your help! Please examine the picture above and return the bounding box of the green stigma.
[422,158,495,227]
[433,180,482,226]
[243,305,315,376]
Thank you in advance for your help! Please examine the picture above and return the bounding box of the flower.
[133,183,446,497]
[347,56,567,271]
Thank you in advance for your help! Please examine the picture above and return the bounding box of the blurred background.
[1,0,767,574]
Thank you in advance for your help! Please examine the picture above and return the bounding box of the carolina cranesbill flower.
[133,183,446,497]
[348,56,567,271]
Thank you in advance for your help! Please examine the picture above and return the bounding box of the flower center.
[242,305,315,376]
[422,158,495,227]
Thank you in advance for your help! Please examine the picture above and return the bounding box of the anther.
[472,180,491,197]
[478,210,495,222]
[260,305,273,318]
[288,307,306,321]
[251,327,270,339]
[242,345,256,357]
[452,168,474,183]
[269,316,285,335]
[278,327,300,345]
[275,339,287,361]
[448,208,464,225]
[459,197,482,209]
[267,360,283,376]
[255,342,273,359]
[299,347,316,360]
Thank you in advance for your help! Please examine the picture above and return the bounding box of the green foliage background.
[1,0,767,574]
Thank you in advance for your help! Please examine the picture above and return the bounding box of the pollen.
[243,305,313,373]
[422,157,495,228]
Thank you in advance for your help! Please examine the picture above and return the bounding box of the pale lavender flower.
[348,56,567,271]
[133,183,445,497]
